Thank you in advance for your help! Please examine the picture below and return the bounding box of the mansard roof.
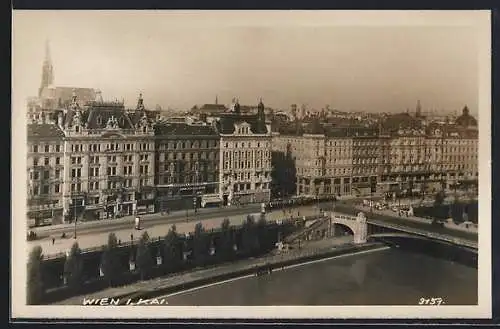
[216,113,268,134]
[154,122,219,137]
[27,123,65,139]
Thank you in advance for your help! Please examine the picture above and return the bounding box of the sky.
[12,11,487,114]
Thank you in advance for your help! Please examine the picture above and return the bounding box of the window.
[71,156,82,165]
[55,145,60,152]
[54,184,60,193]
[42,185,49,194]
[44,145,50,152]
[71,168,82,178]
[89,181,99,191]
[55,157,60,165]
[33,157,39,166]
[140,165,149,175]
[43,170,49,179]
[44,157,49,165]
[107,166,117,176]
[33,145,38,153]
[124,165,133,175]
[55,169,60,178]
[90,156,99,164]
[90,167,99,177]
[70,183,82,192]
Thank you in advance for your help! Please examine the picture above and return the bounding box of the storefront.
[201,194,222,208]
[82,205,104,221]
[27,207,63,227]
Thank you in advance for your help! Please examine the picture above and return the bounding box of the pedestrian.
[130,233,133,241]
[52,237,55,245]
[118,239,121,245]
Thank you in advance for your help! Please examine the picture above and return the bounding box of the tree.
[192,222,208,266]
[434,190,445,207]
[135,231,153,280]
[27,246,44,305]
[163,225,181,272]
[100,233,120,287]
[241,215,259,254]
[220,218,234,260]
[256,214,268,251]
[63,242,84,291]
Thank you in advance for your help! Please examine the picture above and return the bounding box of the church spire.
[45,39,51,63]
[39,39,54,97]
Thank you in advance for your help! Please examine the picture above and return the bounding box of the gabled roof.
[27,123,65,139]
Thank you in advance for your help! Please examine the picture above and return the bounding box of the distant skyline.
[13,11,484,114]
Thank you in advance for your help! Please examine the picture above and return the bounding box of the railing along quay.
[42,214,323,260]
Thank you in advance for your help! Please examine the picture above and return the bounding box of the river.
[162,247,477,305]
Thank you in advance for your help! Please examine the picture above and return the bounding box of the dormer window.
[120,117,125,127]
[97,115,102,125]
[142,126,147,133]
[75,126,80,133]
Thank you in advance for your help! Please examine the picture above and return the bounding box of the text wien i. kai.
[83,297,168,306]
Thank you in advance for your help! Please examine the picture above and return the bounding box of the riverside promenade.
[55,236,387,305]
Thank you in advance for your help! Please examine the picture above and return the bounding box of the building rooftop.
[27,123,65,139]
[216,113,268,135]
[154,122,219,137]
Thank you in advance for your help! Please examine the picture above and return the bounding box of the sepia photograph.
[11,10,491,319]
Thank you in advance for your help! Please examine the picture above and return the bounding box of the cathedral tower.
[39,40,54,97]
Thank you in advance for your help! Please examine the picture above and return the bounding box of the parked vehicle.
[134,216,141,230]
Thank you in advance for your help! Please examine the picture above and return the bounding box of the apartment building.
[154,122,220,211]
[27,113,65,225]
[217,100,272,205]
[58,93,156,222]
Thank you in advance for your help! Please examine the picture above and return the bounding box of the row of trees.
[27,214,277,305]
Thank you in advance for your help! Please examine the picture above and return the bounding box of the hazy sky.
[13,11,486,114]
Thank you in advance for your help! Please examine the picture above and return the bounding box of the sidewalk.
[354,205,478,234]
[30,206,321,258]
[31,204,263,233]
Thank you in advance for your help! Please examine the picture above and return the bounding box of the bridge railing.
[366,218,478,249]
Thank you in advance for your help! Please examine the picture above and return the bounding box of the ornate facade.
[58,93,156,222]
[216,99,272,205]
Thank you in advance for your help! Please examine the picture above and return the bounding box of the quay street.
[28,205,322,257]
[29,200,478,258]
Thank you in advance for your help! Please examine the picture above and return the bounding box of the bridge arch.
[329,211,368,244]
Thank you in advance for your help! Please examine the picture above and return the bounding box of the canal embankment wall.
[54,241,387,305]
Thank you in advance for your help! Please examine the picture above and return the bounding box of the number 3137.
[419,297,444,305]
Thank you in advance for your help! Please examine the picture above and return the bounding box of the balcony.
[108,175,124,181]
